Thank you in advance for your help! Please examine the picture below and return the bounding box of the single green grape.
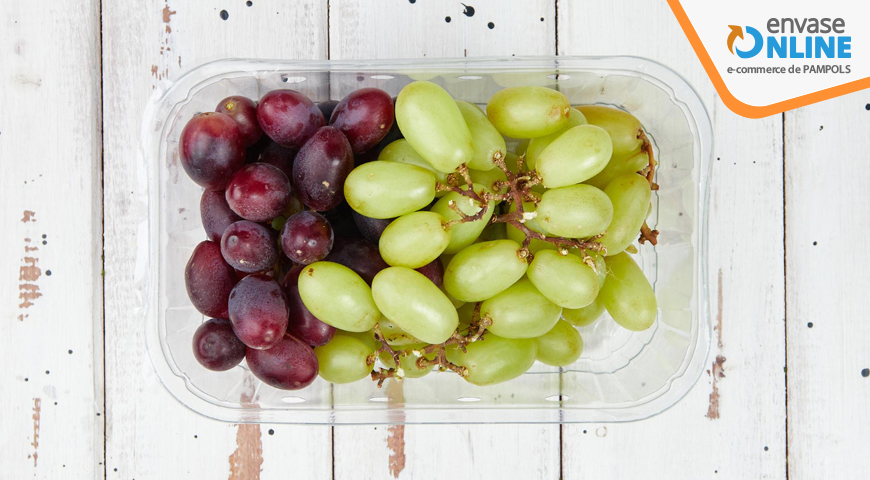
[469,167,508,194]
[534,319,584,367]
[314,333,376,384]
[482,277,562,339]
[445,333,537,386]
[344,161,436,219]
[486,86,571,138]
[431,184,494,254]
[527,249,599,309]
[536,184,613,238]
[477,222,507,242]
[577,105,644,158]
[504,197,558,253]
[525,107,587,165]
[395,81,474,173]
[456,101,506,171]
[297,262,381,332]
[562,297,605,327]
[443,240,528,302]
[378,318,422,346]
[378,139,450,185]
[379,342,436,379]
[536,125,613,188]
[341,330,380,351]
[379,211,450,268]
[371,267,459,344]
[599,252,657,331]
[456,302,478,329]
[585,150,648,190]
[599,173,651,256]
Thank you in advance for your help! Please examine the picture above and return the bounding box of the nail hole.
[280,75,306,84]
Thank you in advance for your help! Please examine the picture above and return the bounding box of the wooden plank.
[101,1,332,478]
[0,0,104,478]
[785,92,870,479]
[329,1,562,479]
[558,2,788,479]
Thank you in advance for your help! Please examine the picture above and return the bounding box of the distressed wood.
[785,92,870,479]
[0,1,104,478]
[101,1,332,478]
[558,2,788,479]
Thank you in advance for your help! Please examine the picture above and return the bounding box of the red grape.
[225,163,292,222]
[216,96,262,147]
[185,241,238,318]
[281,211,334,265]
[415,258,445,288]
[257,89,324,149]
[329,88,394,154]
[292,126,354,211]
[220,220,278,273]
[228,274,289,350]
[256,141,295,180]
[324,237,387,284]
[352,211,393,244]
[246,334,318,390]
[281,265,336,347]
[200,189,242,243]
[316,100,339,122]
[180,112,245,190]
[192,318,246,371]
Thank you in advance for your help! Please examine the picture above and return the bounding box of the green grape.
[443,240,528,302]
[504,197,558,253]
[395,81,474,173]
[431,184,494,254]
[445,333,536,386]
[577,105,644,158]
[536,184,613,238]
[562,297,605,327]
[534,319,584,367]
[344,161,436,219]
[477,222,507,242]
[443,287,466,308]
[527,250,599,309]
[599,252,657,331]
[599,173,651,256]
[456,101,506,171]
[585,150,648,190]
[379,318,422,346]
[378,139,450,185]
[525,107,587,165]
[456,302,478,328]
[371,267,459,344]
[379,343,436,379]
[535,125,613,188]
[486,86,571,138]
[566,249,607,287]
[341,330,380,351]
[314,333,376,384]
[298,262,381,332]
[469,167,508,194]
[481,278,562,338]
[379,211,450,268]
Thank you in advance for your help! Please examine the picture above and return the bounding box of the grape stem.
[638,221,659,245]
[639,131,659,191]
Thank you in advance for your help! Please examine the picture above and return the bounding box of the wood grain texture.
[558,2,787,479]
[101,1,332,478]
[785,92,870,479]
[0,0,104,478]
[329,1,561,478]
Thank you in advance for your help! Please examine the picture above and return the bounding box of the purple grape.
[324,237,388,285]
[352,211,393,244]
[225,163,292,222]
[256,141,295,179]
[185,241,238,319]
[200,189,242,243]
[329,88,395,154]
[282,265,336,347]
[257,89,324,149]
[415,258,445,288]
[192,318,247,371]
[180,112,246,190]
[280,211,334,265]
[216,96,262,147]
[292,126,354,211]
[316,100,339,122]
[220,220,278,273]
[322,202,361,238]
[246,334,319,390]
[228,273,289,350]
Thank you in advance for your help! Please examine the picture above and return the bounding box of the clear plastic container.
[140,57,712,424]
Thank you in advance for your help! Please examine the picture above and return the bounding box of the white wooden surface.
[2,0,867,479]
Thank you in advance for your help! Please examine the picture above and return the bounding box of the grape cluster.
[180,80,659,390]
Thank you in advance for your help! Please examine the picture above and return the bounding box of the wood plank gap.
[99,0,108,477]
[781,111,789,480]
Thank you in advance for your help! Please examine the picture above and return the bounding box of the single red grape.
[324,237,387,285]
[246,334,319,390]
[280,211,334,265]
[329,88,395,154]
[256,141,295,179]
[180,112,246,190]
[225,163,292,222]
[216,96,263,147]
[281,265,336,347]
[228,274,289,350]
[292,126,354,211]
[200,189,242,243]
[415,258,445,288]
[257,89,324,149]
[185,241,238,318]
[220,220,278,273]
[352,211,393,244]
[192,318,246,371]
